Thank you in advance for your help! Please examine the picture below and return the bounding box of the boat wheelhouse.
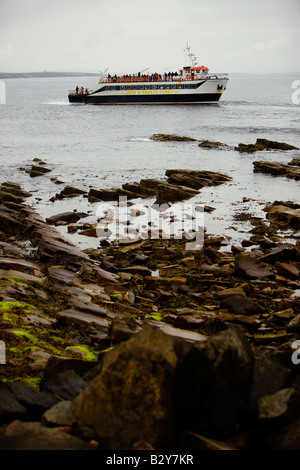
[68,46,229,105]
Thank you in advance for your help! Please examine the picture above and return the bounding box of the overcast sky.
[0,0,299,74]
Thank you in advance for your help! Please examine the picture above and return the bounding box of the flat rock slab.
[275,261,299,279]
[42,400,75,427]
[0,421,95,450]
[0,241,29,257]
[138,178,198,203]
[289,157,300,167]
[87,168,231,205]
[34,225,90,267]
[0,268,45,284]
[70,299,108,317]
[0,257,42,275]
[0,182,31,198]
[235,253,273,279]
[47,266,76,285]
[46,211,89,225]
[150,133,197,141]
[88,187,141,202]
[259,244,297,263]
[94,265,119,284]
[56,309,110,329]
[198,140,229,149]
[148,320,207,343]
[0,207,27,235]
[41,369,88,401]
[264,202,300,229]
[216,287,246,299]
[253,161,300,180]
[26,165,52,177]
[0,190,27,204]
[122,265,152,276]
[166,169,232,186]
[220,295,261,315]
[236,138,299,153]
[122,182,156,198]
[56,185,87,198]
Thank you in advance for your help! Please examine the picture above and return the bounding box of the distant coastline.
[0,71,99,79]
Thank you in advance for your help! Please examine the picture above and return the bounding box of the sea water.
[0,73,299,249]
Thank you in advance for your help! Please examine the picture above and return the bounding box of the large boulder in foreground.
[72,326,189,449]
[174,327,254,439]
[0,421,95,450]
[71,326,254,449]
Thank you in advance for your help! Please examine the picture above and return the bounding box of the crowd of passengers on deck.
[103,71,181,83]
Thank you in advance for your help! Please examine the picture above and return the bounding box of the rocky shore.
[0,137,300,451]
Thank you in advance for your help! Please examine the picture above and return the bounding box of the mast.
[184,42,198,67]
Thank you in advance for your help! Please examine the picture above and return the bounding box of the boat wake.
[42,100,70,106]
[128,137,152,142]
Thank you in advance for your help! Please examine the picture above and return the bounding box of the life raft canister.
[186,74,191,79]
[194,74,198,80]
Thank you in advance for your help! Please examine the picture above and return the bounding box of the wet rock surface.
[253,160,300,180]
[264,201,300,229]
[235,138,299,153]
[0,176,299,451]
[150,133,197,142]
[87,168,232,205]
[198,140,229,149]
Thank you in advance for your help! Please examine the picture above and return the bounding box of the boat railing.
[68,88,91,96]
[98,73,228,84]
[209,74,229,79]
[99,75,174,83]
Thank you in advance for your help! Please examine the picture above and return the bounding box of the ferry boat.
[68,45,229,105]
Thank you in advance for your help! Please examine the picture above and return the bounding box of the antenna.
[99,68,108,76]
[137,68,149,75]
[184,42,197,67]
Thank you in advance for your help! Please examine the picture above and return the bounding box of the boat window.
[151,85,158,89]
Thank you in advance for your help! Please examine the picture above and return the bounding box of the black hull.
[68,92,222,105]
[68,94,86,103]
